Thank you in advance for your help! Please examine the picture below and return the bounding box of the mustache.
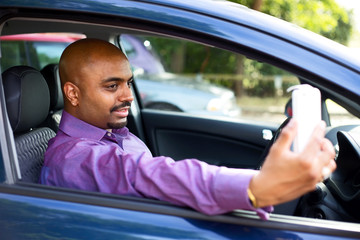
[110,101,132,112]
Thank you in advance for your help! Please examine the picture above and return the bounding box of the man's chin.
[107,120,127,129]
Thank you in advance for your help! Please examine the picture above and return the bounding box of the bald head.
[59,38,134,129]
[59,38,128,87]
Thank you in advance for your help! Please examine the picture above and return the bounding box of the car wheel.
[145,102,183,112]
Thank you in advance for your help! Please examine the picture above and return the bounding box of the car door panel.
[141,110,277,169]
[1,186,359,240]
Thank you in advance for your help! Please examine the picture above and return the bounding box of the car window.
[0,33,85,71]
[121,36,137,59]
[120,34,299,125]
[326,99,360,126]
[2,33,357,128]
[32,41,69,69]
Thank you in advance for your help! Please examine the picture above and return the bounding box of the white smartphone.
[288,84,321,153]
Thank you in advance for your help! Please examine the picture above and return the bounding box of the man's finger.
[300,121,326,159]
[273,118,298,150]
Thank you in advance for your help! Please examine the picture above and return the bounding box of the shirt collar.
[59,111,129,141]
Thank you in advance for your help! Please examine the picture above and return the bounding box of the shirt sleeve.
[43,135,272,220]
[134,155,273,220]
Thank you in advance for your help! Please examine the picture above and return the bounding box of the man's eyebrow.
[101,76,134,83]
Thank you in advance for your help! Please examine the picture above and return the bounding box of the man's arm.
[135,155,269,216]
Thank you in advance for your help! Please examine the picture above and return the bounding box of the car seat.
[41,64,63,132]
[2,66,56,183]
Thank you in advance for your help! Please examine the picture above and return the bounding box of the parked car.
[0,0,360,239]
[121,34,241,117]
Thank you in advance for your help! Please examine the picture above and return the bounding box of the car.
[0,0,360,239]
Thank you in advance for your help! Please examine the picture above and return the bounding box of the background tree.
[226,0,353,96]
[229,0,352,45]
[147,0,353,97]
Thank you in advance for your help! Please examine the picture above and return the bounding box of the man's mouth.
[112,107,129,118]
[110,102,131,118]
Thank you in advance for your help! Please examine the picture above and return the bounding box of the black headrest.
[2,66,50,133]
[41,64,64,111]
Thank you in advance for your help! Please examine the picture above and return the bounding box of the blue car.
[1,0,360,239]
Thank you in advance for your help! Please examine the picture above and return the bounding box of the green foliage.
[228,0,254,7]
[142,0,353,97]
[228,0,353,44]
[38,53,60,69]
[0,41,41,71]
[245,79,274,97]
[147,37,240,74]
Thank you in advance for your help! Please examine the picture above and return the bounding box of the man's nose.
[119,84,134,102]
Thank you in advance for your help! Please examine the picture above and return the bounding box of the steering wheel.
[257,117,292,169]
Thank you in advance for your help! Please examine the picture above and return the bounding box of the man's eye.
[127,79,133,88]
[108,84,117,90]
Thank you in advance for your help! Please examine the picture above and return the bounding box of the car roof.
[0,0,358,72]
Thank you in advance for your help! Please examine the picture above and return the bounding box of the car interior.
[1,17,360,225]
[2,65,56,182]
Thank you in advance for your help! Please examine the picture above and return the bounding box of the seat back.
[41,64,64,132]
[2,66,56,183]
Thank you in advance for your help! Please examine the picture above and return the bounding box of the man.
[40,39,336,220]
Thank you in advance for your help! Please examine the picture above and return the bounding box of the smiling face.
[59,39,134,129]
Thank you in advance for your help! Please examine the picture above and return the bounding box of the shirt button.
[107,132,112,137]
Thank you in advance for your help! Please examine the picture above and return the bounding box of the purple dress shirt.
[40,111,272,219]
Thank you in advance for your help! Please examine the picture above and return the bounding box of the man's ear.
[63,82,79,106]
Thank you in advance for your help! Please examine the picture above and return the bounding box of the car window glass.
[33,41,69,69]
[326,99,360,126]
[121,36,137,59]
[0,40,33,71]
[120,34,299,125]
[0,33,85,71]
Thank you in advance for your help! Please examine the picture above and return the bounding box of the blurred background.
[139,0,359,125]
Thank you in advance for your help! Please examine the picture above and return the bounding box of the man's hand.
[249,119,336,208]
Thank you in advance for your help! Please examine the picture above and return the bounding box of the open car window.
[326,99,360,126]
[120,34,300,125]
[1,32,358,128]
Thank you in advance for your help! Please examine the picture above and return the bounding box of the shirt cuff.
[242,171,273,220]
[214,168,273,220]
[254,206,274,220]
